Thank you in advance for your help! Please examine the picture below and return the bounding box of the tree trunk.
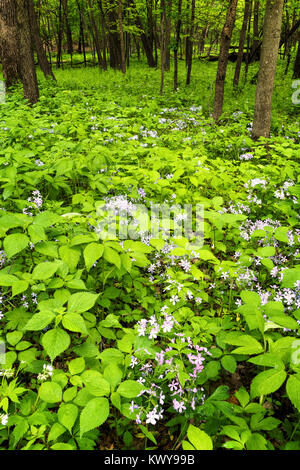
[27,0,55,79]
[233,0,251,87]
[62,0,73,55]
[160,0,166,94]
[252,0,284,140]
[118,0,126,73]
[164,0,172,71]
[16,0,39,104]
[0,0,20,87]
[129,0,156,67]
[293,39,300,79]
[173,0,182,91]
[213,0,238,120]
[56,0,63,68]
[88,0,106,69]
[186,0,195,85]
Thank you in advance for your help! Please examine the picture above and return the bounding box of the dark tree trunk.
[28,0,55,79]
[88,0,106,69]
[56,0,63,68]
[252,0,284,140]
[62,0,73,55]
[233,0,251,87]
[293,39,300,79]
[129,0,156,67]
[164,0,172,71]
[186,0,195,85]
[160,0,166,94]
[16,0,39,104]
[173,0,182,91]
[213,0,238,120]
[118,0,126,73]
[0,0,20,87]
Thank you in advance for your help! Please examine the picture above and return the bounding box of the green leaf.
[224,332,263,355]
[103,246,121,270]
[4,233,29,258]
[67,292,99,314]
[80,397,109,436]
[62,313,88,334]
[221,355,237,373]
[12,280,29,297]
[25,311,55,331]
[68,357,85,375]
[32,261,59,280]
[39,382,62,403]
[41,328,70,363]
[58,404,78,433]
[186,424,213,450]
[81,370,110,397]
[116,380,144,398]
[250,369,287,398]
[59,245,81,271]
[286,375,300,412]
[103,363,123,390]
[84,243,104,271]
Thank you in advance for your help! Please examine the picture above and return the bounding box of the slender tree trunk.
[244,0,253,79]
[118,0,126,73]
[233,0,251,87]
[293,39,300,79]
[0,0,20,87]
[62,0,73,55]
[56,0,63,68]
[88,0,105,69]
[164,0,172,71]
[252,0,284,140]
[173,0,182,91]
[129,0,156,67]
[160,0,166,94]
[16,0,39,104]
[186,0,195,85]
[28,0,55,79]
[213,0,238,120]
[251,0,260,59]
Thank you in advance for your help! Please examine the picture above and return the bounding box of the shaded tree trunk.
[293,39,300,79]
[164,0,172,71]
[186,0,195,85]
[62,0,73,55]
[16,0,39,104]
[28,0,55,79]
[233,0,251,87]
[252,0,284,139]
[213,0,238,120]
[0,0,20,87]
[118,0,126,73]
[173,0,182,91]
[160,0,166,95]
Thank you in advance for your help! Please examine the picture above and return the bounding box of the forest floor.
[0,58,299,450]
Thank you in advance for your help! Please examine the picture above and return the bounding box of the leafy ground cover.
[0,59,299,450]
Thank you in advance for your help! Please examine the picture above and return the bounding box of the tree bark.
[252,0,284,140]
[233,0,251,87]
[28,0,55,79]
[16,0,39,104]
[213,0,238,120]
[0,0,20,87]
[186,0,195,85]
[173,0,182,91]
[160,0,166,94]
[118,0,126,73]
[293,39,300,79]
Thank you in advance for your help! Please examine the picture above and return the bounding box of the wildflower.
[173,399,186,413]
[0,414,8,425]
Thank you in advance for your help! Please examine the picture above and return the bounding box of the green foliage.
[0,58,299,451]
